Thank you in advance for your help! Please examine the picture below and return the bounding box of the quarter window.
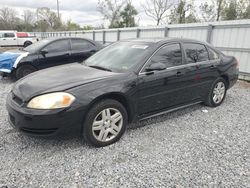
[71,39,93,51]
[146,43,182,69]
[44,40,69,52]
[183,43,209,63]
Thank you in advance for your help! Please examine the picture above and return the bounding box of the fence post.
[117,29,120,41]
[136,28,140,38]
[164,27,169,37]
[103,30,106,44]
[207,24,214,43]
[93,31,95,41]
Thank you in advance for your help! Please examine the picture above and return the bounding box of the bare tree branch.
[142,0,173,25]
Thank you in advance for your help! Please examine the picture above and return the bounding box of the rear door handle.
[210,65,215,69]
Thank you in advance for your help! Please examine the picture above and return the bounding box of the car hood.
[12,63,118,101]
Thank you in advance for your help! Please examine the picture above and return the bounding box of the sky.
[0,0,160,27]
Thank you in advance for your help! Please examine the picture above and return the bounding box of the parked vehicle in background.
[6,38,239,147]
[0,31,39,47]
[0,37,102,79]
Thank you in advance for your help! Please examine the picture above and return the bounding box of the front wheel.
[205,77,227,107]
[82,99,128,147]
[15,65,36,80]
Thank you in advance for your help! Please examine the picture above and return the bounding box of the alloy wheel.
[92,108,123,142]
[212,81,225,104]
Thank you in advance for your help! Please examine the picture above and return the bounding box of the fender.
[0,51,29,73]
[13,52,29,68]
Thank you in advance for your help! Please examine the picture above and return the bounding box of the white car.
[0,31,39,47]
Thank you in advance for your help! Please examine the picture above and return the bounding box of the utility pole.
[57,0,60,18]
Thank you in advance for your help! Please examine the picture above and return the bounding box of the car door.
[137,43,197,116]
[38,39,71,69]
[182,42,219,99]
[70,39,97,62]
[1,32,16,46]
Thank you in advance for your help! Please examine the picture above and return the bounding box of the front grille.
[12,92,23,105]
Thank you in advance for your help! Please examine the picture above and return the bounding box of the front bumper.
[6,92,85,136]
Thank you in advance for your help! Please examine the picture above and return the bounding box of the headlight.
[27,92,75,109]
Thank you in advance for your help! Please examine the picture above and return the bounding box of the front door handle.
[176,71,183,77]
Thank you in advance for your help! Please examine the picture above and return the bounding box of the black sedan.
[0,37,102,79]
[6,38,239,147]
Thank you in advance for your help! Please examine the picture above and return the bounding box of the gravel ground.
[0,78,249,188]
[0,47,17,53]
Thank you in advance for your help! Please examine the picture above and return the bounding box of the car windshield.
[84,42,150,72]
[23,39,51,53]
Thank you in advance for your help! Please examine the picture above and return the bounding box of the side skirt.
[139,101,203,121]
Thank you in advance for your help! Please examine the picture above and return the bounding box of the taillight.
[235,59,239,68]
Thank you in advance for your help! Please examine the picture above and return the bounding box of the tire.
[82,99,128,147]
[205,77,227,107]
[15,65,36,80]
[24,41,32,47]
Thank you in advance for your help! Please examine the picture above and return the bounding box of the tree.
[36,7,62,31]
[169,0,198,24]
[97,0,125,28]
[22,10,35,31]
[215,0,226,21]
[199,2,216,22]
[142,0,173,26]
[120,1,138,27]
[242,3,250,19]
[234,0,250,19]
[0,7,18,30]
[65,20,82,31]
[223,0,237,20]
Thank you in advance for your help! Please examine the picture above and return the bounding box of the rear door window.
[207,47,219,60]
[183,43,209,63]
[71,39,94,51]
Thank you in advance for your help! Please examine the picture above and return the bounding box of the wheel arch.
[24,40,32,46]
[86,92,134,123]
[16,61,37,70]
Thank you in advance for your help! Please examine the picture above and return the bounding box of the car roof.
[0,30,16,33]
[122,37,209,45]
[44,37,101,45]
[44,37,92,41]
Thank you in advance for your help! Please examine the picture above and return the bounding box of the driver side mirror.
[40,49,48,56]
[145,62,166,72]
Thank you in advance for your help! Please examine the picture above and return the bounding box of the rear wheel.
[15,65,36,80]
[82,99,128,147]
[24,41,32,47]
[205,77,227,107]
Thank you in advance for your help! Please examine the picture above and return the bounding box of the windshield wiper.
[89,65,112,72]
